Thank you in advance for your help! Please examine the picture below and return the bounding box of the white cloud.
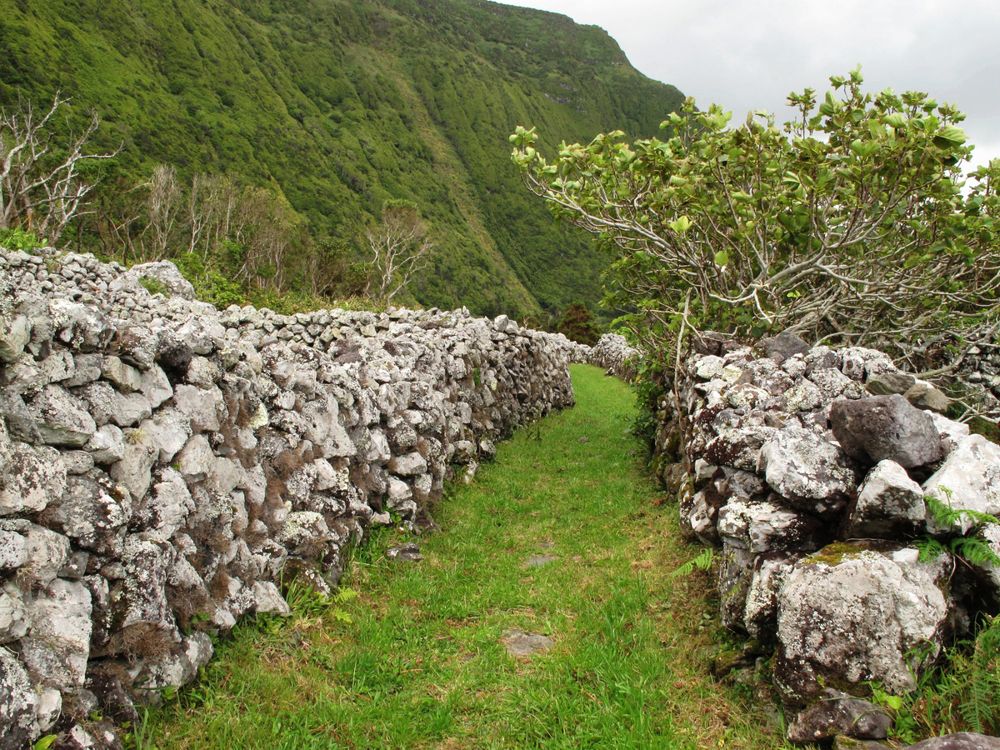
[500,0,1000,167]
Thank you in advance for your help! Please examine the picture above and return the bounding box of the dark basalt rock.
[830,394,943,469]
[760,330,811,364]
[787,690,892,744]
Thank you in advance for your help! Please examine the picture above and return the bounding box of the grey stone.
[904,381,952,414]
[501,629,554,657]
[386,543,423,562]
[788,691,892,743]
[759,425,856,515]
[775,547,949,702]
[866,371,917,396]
[761,330,810,363]
[923,434,1000,533]
[389,452,428,477]
[830,395,944,469]
[27,385,96,447]
[905,734,1000,750]
[0,314,30,362]
[846,460,926,539]
[0,647,38,749]
[85,424,125,464]
[21,578,92,690]
[523,554,557,568]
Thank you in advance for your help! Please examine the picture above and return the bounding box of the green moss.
[803,541,870,567]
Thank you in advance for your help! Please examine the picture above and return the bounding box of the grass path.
[140,365,792,749]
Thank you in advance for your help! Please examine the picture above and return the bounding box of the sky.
[501,0,1000,170]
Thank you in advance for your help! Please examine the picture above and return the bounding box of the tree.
[512,69,1000,371]
[363,201,434,304]
[0,94,117,246]
[556,302,600,345]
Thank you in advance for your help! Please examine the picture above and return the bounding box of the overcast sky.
[502,0,1000,170]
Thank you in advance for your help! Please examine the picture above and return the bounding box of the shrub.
[512,69,1000,371]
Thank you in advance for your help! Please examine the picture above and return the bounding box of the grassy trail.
[141,365,790,749]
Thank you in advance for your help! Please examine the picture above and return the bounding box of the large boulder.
[830,395,943,469]
[923,434,1000,532]
[846,460,926,539]
[775,546,950,703]
[759,425,856,516]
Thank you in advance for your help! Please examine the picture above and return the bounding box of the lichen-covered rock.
[830,395,943,469]
[0,247,581,747]
[905,734,1000,750]
[0,647,38,749]
[923,434,1000,532]
[759,425,856,516]
[21,578,93,690]
[846,460,926,539]
[775,546,950,703]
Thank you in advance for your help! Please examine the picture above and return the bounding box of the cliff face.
[0,246,586,747]
[0,0,684,317]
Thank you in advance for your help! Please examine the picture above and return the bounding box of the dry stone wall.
[653,331,1000,746]
[0,248,581,748]
[589,333,640,381]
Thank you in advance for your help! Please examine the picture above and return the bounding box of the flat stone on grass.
[500,629,554,658]
[523,554,557,568]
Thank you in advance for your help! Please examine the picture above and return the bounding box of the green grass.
[136,365,793,749]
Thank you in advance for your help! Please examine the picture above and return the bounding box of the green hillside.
[0,0,683,317]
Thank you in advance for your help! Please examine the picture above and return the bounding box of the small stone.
[865,371,916,396]
[523,554,557,568]
[760,330,810,363]
[501,629,554,658]
[386,543,422,562]
[904,380,952,414]
[787,691,892,743]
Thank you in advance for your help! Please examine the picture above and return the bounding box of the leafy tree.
[556,302,600,345]
[512,69,1000,370]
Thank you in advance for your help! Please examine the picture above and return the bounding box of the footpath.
[143,365,790,750]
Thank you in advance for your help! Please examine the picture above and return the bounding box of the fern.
[925,495,1000,531]
[919,496,1000,568]
[671,547,715,577]
[958,615,1000,734]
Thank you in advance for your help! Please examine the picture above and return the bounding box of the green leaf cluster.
[513,69,1000,366]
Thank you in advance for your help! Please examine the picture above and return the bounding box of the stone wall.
[653,331,1000,746]
[0,248,582,748]
[589,333,640,381]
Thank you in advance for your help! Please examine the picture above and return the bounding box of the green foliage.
[137,275,169,297]
[0,227,43,252]
[0,0,683,318]
[32,736,57,750]
[872,615,1000,741]
[555,302,601,345]
[918,496,1000,568]
[670,547,715,578]
[513,69,1000,367]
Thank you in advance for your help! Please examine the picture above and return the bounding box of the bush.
[512,69,1000,370]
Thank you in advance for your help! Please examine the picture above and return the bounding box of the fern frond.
[671,547,714,577]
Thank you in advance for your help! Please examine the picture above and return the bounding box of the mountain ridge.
[0,0,684,317]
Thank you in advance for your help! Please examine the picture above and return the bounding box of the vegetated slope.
[0,0,684,317]
[142,365,791,749]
